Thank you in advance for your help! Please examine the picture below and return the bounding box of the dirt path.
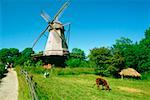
[0,69,18,100]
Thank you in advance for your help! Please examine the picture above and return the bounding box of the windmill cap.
[53,20,62,24]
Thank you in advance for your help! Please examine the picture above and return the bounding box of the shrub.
[24,60,33,67]
[35,60,43,67]
[65,58,81,68]
[65,58,92,68]
[0,62,7,78]
[52,68,96,75]
[141,71,150,80]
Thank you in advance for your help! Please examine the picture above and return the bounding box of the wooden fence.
[20,69,38,100]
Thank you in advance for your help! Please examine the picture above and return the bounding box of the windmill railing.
[20,69,38,100]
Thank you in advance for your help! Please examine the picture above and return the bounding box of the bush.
[24,60,33,67]
[35,60,43,67]
[0,62,7,78]
[22,66,95,76]
[141,71,150,80]
[65,58,92,68]
[23,65,46,75]
[65,58,81,68]
[52,68,96,75]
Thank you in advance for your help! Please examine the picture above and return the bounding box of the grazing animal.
[43,64,52,69]
[93,77,111,91]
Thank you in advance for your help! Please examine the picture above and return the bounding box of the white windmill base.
[43,49,69,56]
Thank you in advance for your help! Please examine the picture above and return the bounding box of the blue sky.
[0,0,150,55]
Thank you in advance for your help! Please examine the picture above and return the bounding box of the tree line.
[0,27,150,77]
[66,27,150,76]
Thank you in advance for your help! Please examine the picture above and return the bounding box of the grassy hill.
[16,67,150,100]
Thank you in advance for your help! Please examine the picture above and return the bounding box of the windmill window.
[55,28,60,30]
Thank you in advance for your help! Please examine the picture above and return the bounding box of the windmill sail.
[41,10,50,22]
[53,0,71,21]
[32,25,49,48]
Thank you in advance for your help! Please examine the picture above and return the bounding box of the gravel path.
[0,69,18,100]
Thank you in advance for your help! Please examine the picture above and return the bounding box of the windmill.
[32,0,71,66]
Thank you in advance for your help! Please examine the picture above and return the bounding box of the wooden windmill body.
[44,21,69,56]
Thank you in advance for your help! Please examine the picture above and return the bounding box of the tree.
[123,44,138,69]
[138,27,150,72]
[70,48,86,60]
[0,48,20,64]
[65,48,89,67]
[108,51,125,76]
[88,47,111,75]
[21,48,34,58]
[9,48,19,56]
[0,62,6,78]
[0,48,10,63]
[144,27,150,39]
[112,37,133,55]
[140,27,150,48]
[9,48,20,63]
[15,48,34,65]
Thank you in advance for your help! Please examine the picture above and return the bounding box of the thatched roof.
[119,68,141,77]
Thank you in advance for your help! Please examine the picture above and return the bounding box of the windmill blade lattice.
[32,25,49,48]
[41,10,51,23]
[53,0,71,22]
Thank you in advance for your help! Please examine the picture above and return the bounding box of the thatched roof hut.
[119,68,141,78]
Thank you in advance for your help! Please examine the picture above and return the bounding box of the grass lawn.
[31,73,150,100]
[16,67,150,100]
[16,67,31,100]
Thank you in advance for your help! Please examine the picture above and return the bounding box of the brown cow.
[43,64,52,69]
[93,77,111,91]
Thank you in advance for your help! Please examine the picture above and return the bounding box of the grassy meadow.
[16,67,31,100]
[16,67,150,100]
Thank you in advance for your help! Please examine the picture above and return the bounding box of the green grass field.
[16,67,31,100]
[16,67,150,100]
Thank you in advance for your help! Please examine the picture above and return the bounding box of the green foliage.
[108,51,125,76]
[9,48,19,56]
[0,62,7,78]
[111,33,150,74]
[23,61,44,75]
[140,28,150,48]
[25,67,95,76]
[56,68,95,75]
[112,37,133,56]
[89,47,111,65]
[65,48,90,68]
[24,60,33,67]
[65,58,81,68]
[113,37,133,49]
[1,27,150,78]
[15,48,34,65]
[141,71,150,80]
[144,27,150,39]
[0,47,36,67]
[88,47,112,76]
[35,60,43,67]
[21,48,34,57]
[0,48,19,64]
[140,38,150,48]
[70,48,86,60]
[0,48,10,63]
